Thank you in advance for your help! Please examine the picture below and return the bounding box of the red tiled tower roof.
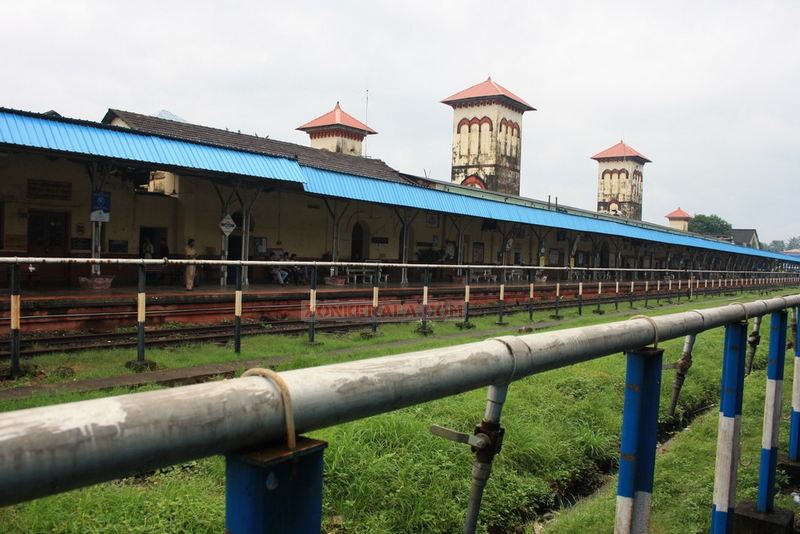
[441,77,535,112]
[665,207,692,220]
[297,102,376,135]
[591,141,651,163]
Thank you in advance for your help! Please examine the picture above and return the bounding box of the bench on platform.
[346,266,389,285]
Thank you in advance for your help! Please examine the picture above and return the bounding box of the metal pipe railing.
[0,293,798,507]
[0,255,797,276]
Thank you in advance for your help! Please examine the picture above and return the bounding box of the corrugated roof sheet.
[302,167,800,263]
[0,109,305,183]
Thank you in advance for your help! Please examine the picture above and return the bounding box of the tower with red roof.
[297,102,376,156]
[591,141,651,221]
[441,77,535,196]
[665,207,692,232]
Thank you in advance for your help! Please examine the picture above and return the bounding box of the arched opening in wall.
[461,175,487,189]
[351,221,369,261]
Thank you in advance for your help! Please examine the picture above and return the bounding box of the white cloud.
[2,0,798,241]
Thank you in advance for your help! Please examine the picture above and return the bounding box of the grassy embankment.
[0,289,796,533]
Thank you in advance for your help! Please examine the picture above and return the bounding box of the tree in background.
[788,236,800,250]
[767,240,786,252]
[687,214,733,236]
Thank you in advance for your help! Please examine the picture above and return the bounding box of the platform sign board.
[219,214,237,236]
[90,191,111,222]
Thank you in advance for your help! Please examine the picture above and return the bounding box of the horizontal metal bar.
[0,294,798,506]
[0,256,796,274]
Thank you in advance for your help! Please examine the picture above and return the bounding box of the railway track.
[0,285,780,359]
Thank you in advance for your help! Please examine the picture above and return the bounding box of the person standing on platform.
[185,238,198,290]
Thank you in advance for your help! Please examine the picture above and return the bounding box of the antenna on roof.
[364,88,370,157]
[423,168,430,179]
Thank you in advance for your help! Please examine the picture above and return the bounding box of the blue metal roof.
[302,166,800,264]
[0,110,305,183]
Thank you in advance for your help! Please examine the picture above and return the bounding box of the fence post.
[656,280,661,306]
[307,268,317,344]
[594,281,604,315]
[126,264,155,371]
[577,281,583,316]
[418,269,432,334]
[463,268,472,327]
[497,268,507,325]
[615,280,620,311]
[792,308,800,460]
[9,264,21,379]
[528,270,534,322]
[644,280,649,309]
[371,267,379,334]
[234,265,242,354]
[710,320,747,534]
[550,282,562,320]
[615,346,664,534]
[757,310,788,513]
[629,280,635,309]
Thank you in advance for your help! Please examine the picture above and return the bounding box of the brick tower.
[592,141,651,221]
[441,77,535,196]
[297,102,376,156]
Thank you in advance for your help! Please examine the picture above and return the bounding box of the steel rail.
[0,294,798,506]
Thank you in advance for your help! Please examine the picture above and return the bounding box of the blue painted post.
[790,308,800,461]
[757,310,788,513]
[615,346,664,533]
[711,321,748,534]
[234,265,242,353]
[225,437,328,534]
[9,264,21,378]
[136,264,146,362]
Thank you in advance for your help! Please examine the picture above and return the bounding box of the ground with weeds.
[0,289,796,533]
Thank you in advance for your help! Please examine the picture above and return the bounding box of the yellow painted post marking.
[372,286,379,308]
[235,290,243,317]
[10,294,20,330]
[465,285,470,303]
[137,293,146,323]
[499,284,505,301]
[556,283,560,297]
[423,286,428,306]
[309,289,317,313]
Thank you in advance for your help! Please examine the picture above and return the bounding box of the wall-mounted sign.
[90,191,111,222]
[219,214,236,237]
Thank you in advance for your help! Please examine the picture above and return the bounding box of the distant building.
[442,77,535,196]
[732,229,761,249]
[785,249,800,257]
[592,141,650,221]
[665,207,692,232]
[297,102,376,157]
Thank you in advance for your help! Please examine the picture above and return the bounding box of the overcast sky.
[3,1,798,242]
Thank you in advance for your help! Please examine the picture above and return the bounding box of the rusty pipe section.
[746,316,763,374]
[668,334,696,417]
[0,295,799,506]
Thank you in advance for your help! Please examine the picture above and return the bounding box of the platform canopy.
[1,107,797,265]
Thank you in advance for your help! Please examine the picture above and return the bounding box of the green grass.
[0,289,796,533]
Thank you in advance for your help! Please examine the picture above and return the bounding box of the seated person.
[270,252,289,285]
